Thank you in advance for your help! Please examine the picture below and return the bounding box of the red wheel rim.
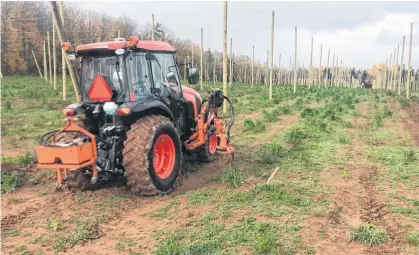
[208,134,218,155]
[153,134,176,179]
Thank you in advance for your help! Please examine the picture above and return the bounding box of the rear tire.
[123,115,182,195]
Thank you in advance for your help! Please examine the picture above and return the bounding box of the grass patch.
[3,229,20,237]
[154,215,307,255]
[221,167,243,188]
[349,224,388,245]
[243,119,267,132]
[1,171,20,193]
[407,230,419,246]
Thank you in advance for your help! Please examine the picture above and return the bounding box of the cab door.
[149,53,185,134]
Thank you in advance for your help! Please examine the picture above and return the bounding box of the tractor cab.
[67,37,198,102]
[63,36,200,135]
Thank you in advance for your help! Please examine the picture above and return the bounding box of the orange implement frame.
[184,102,235,161]
[36,118,98,186]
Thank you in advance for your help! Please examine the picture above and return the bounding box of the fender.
[120,98,175,124]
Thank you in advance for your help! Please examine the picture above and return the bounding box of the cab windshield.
[80,55,126,101]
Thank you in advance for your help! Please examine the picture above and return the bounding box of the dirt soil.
[2,101,419,255]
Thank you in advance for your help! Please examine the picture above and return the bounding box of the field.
[2,76,419,255]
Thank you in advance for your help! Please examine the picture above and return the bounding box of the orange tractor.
[36,36,235,195]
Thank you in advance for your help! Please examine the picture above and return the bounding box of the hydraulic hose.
[223,95,235,140]
[39,130,61,145]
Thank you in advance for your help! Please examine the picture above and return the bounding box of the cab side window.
[128,53,152,100]
[154,53,181,94]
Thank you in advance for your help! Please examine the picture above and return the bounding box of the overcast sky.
[74,1,418,69]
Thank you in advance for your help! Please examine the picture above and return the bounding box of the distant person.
[361,70,367,87]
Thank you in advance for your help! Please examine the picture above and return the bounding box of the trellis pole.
[406,23,413,99]
[214,50,217,84]
[50,1,79,100]
[32,50,43,79]
[293,26,297,93]
[200,28,203,90]
[152,14,155,41]
[269,11,274,99]
[251,45,254,87]
[393,45,399,91]
[324,48,330,87]
[309,37,313,88]
[278,53,281,85]
[229,38,233,87]
[52,12,57,91]
[399,36,405,95]
[318,44,322,86]
[43,40,48,83]
[47,31,52,85]
[59,1,66,100]
[222,1,228,114]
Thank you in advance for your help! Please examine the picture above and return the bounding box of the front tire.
[196,132,218,162]
[123,115,182,195]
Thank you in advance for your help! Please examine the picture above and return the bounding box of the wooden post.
[293,26,297,93]
[384,57,389,90]
[386,53,393,89]
[59,1,66,100]
[393,45,399,91]
[184,57,187,81]
[118,29,120,38]
[391,48,396,90]
[336,56,339,87]
[309,37,313,88]
[318,44,322,86]
[332,53,335,86]
[399,36,405,95]
[265,50,269,86]
[200,28,203,90]
[214,50,217,84]
[222,1,228,114]
[152,14,155,41]
[278,53,281,85]
[191,44,194,67]
[43,40,48,83]
[252,45,254,87]
[406,23,413,99]
[229,38,233,87]
[32,50,43,79]
[324,48,330,87]
[288,57,291,85]
[269,11,274,99]
[52,12,57,91]
[50,2,79,99]
[47,31,52,85]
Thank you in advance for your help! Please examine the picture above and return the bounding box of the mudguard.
[120,98,175,122]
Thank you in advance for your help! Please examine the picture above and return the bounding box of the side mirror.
[166,71,176,82]
[187,68,199,84]
[67,53,76,61]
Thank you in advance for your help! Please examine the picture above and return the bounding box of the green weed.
[243,119,267,132]
[349,224,388,245]
[1,171,20,193]
[221,167,243,188]
[284,126,310,145]
[407,230,419,246]
[45,219,60,231]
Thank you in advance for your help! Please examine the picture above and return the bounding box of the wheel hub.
[153,134,175,179]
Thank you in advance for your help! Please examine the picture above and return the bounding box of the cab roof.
[75,40,175,54]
